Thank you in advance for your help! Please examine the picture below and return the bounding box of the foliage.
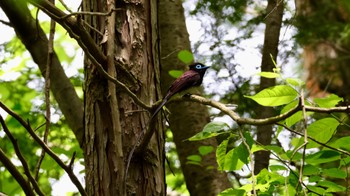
[0,20,82,195]
[190,71,350,195]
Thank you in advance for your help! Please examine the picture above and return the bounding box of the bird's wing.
[167,70,200,97]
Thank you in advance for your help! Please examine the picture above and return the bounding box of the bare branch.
[0,116,44,196]
[0,101,87,196]
[0,149,36,196]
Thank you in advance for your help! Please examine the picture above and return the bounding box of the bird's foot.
[183,93,192,98]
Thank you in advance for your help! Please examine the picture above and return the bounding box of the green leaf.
[303,165,320,175]
[216,139,228,171]
[322,168,347,179]
[244,85,298,106]
[220,141,250,171]
[318,180,346,192]
[306,150,340,165]
[218,188,245,196]
[186,155,202,162]
[308,118,339,143]
[168,70,184,78]
[286,78,305,87]
[250,144,265,153]
[224,147,245,171]
[258,71,281,78]
[198,145,214,156]
[330,136,350,151]
[177,50,194,64]
[314,94,343,108]
[188,121,230,141]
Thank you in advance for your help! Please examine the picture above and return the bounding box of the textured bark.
[83,0,165,195]
[0,0,84,145]
[158,1,231,195]
[254,0,284,174]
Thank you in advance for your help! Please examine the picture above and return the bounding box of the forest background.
[1,0,350,195]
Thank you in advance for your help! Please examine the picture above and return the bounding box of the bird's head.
[189,63,210,71]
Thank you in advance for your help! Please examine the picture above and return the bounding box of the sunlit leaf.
[177,50,194,64]
[244,85,298,106]
[258,71,281,78]
[168,70,183,78]
[188,121,230,141]
[286,78,305,87]
[308,118,339,143]
[216,139,228,171]
[198,145,214,156]
[314,94,343,108]
[218,188,245,196]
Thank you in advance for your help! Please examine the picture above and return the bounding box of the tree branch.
[181,94,350,125]
[0,116,44,196]
[0,101,87,196]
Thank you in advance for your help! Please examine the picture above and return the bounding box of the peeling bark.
[83,0,165,195]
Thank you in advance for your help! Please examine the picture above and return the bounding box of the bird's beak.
[202,66,210,69]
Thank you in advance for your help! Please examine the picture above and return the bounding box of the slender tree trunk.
[158,1,231,195]
[254,0,284,174]
[82,0,165,195]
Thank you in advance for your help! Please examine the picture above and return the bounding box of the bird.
[150,62,210,120]
[124,62,209,182]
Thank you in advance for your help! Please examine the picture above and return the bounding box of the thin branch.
[57,0,72,13]
[0,19,12,27]
[238,128,256,195]
[0,116,44,196]
[35,4,56,180]
[0,101,87,196]
[276,123,350,156]
[61,8,122,19]
[180,95,300,125]
[180,95,350,125]
[297,91,308,193]
[0,148,36,196]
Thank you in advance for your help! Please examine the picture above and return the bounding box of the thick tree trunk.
[82,0,165,195]
[254,0,284,174]
[158,1,231,195]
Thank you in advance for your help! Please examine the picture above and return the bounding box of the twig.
[181,95,350,125]
[0,101,87,196]
[0,148,36,196]
[61,8,122,19]
[35,3,56,180]
[276,123,350,156]
[57,0,72,13]
[238,128,256,195]
[0,19,12,27]
[0,116,45,196]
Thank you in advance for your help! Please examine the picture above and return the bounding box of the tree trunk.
[254,0,284,174]
[158,1,231,195]
[82,0,165,195]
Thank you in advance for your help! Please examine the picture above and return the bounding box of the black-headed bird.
[125,62,209,180]
[150,62,210,120]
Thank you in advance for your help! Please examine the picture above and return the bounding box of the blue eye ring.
[195,64,202,69]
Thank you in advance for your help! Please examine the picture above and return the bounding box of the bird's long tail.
[124,96,169,185]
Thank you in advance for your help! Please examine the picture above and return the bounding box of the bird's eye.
[195,64,202,69]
